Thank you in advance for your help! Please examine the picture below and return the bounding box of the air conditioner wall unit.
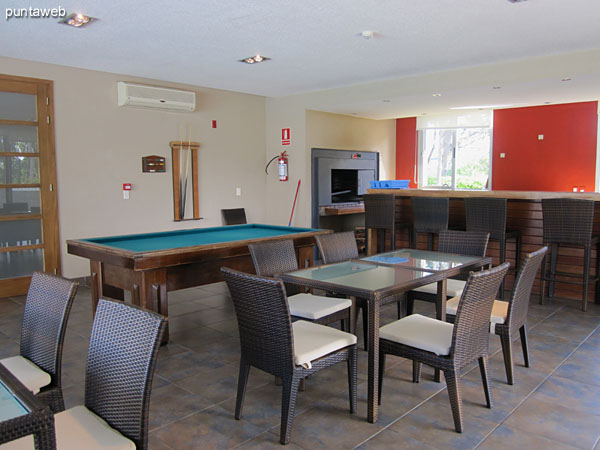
[117,82,196,112]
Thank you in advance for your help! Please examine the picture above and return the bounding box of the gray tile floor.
[2,283,599,449]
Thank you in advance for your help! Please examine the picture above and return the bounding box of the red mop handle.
[288,179,301,226]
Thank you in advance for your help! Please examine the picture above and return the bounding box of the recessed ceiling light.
[492,86,502,90]
[382,99,391,103]
[561,77,572,82]
[59,13,96,27]
[239,54,271,64]
[360,31,375,39]
[432,93,441,97]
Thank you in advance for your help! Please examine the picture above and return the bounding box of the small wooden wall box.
[142,155,166,173]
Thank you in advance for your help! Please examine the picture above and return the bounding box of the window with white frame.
[417,111,492,190]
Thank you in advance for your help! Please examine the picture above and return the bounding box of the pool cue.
[288,179,301,226]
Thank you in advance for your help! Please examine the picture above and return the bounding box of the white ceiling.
[2,0,600,119]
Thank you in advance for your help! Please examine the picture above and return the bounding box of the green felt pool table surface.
[82,224,321,252]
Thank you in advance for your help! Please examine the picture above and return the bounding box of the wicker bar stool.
[411,197,449,250]
[465,197,522,299]
[364,193,412,254]
[540,198,600,312]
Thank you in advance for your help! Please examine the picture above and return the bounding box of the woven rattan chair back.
[221,267,294,377]
[20,272,78,387]
[221,208,247,225]
[315,232,359,264]
[541,198,594,246]
[438,230,490,257]
[84,298,165,450]
[248,239,298,276]
[411,197,449,234]
[507,247,547,333]
[465,198,508,241]
[363,194,395,230]
[451,262,510,367]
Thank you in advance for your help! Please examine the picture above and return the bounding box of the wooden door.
[0,74,60,297]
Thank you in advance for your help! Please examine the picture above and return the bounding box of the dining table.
[0,363,55,449]
[279,248,492,423]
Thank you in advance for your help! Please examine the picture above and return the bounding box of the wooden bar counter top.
[365,188,600,305]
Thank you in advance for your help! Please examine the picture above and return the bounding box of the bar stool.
[411,197,449,250]
[364,194,412,254]
[540,198,600,312]
[464,197,522,299]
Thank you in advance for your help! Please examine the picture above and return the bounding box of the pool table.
[67,224,331,343]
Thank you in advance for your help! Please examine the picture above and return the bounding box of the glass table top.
[361,248,481,272]
[0,380,28,422]
[286,260,436,292]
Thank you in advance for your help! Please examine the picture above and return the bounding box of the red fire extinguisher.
[278,151,288,181]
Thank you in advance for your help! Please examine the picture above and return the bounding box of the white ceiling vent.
[117,82,196,112]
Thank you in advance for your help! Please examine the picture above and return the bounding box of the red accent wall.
[395,117,418,188]
[492,102,598,191]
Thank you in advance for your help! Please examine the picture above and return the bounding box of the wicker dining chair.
[221,208,247,225]
[464,197,522,299]
[406,230,490,316]
[4,298,166,450]
[411,196,449,250]
[221,267,357,445]
[539,198,600,312]
[248,240,353,331]
[378,262,510,433]
[0,272,78,413]
[446,246,547,385]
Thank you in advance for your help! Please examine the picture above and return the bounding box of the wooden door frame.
[0,74,60,297]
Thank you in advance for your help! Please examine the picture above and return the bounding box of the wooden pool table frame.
[67,226,331,343]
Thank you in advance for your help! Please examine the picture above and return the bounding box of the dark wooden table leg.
[434,279,447,383]
[90,260,102,317]
[367,295,380,423]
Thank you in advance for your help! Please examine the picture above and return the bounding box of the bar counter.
[366,189,600,304]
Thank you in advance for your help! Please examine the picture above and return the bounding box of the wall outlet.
[500,153,506,159]
[538,134,544,140]
[236,187,241,196]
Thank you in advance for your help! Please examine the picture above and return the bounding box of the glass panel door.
[0,75,59,296]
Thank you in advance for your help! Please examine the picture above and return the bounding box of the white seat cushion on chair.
[412,279,466,297]
[288,293,352,320]
[380,314,454,356]
[1,405,136,450]
[292,320,357,369]
[0,356,51,395]
[1,405,135,450]
[446,297,508,333]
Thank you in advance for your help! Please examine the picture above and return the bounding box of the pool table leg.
[298,245,316,268]
[134,269,169,344]
[90,261,101,316]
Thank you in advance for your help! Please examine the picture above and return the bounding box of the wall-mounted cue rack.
[170,141,201,221]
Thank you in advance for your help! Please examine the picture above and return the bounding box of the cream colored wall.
[264,96,308,227]
[306,110,396,179]
[1,57,267,278]
[264,102,396,228]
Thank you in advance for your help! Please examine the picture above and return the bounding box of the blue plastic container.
[369,180,410,189]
